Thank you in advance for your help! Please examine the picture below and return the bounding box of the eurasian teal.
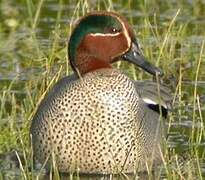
[30,11,171,174]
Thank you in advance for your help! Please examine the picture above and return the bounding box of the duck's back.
[31,68,163,174]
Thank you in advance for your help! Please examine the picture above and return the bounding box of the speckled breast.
[30,68,162,174]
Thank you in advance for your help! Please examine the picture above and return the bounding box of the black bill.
[122,41,163,76]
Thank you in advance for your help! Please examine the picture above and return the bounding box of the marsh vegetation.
[0,0,204,179]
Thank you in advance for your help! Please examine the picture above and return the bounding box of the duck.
[30,11,171,174]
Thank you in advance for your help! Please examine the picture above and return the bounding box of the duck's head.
[68,11,163,76]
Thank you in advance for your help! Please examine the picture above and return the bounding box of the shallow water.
[0,0,205,179]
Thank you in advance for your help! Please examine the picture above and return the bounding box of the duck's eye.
[105,27,121,34]
[111,28,118,33]
[112,27,122,33]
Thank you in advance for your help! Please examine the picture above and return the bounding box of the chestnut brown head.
[68,11,163,76]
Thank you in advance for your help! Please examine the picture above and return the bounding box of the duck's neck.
[76,53,112,74]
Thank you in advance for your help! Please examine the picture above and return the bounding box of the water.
[0,0,204,179]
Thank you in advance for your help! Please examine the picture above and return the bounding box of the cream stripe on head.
[89,32,121,37]
[90,13,132,59]
[112,14,131,53]
[88,13,131,51]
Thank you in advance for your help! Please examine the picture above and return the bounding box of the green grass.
[0,0,205,179]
